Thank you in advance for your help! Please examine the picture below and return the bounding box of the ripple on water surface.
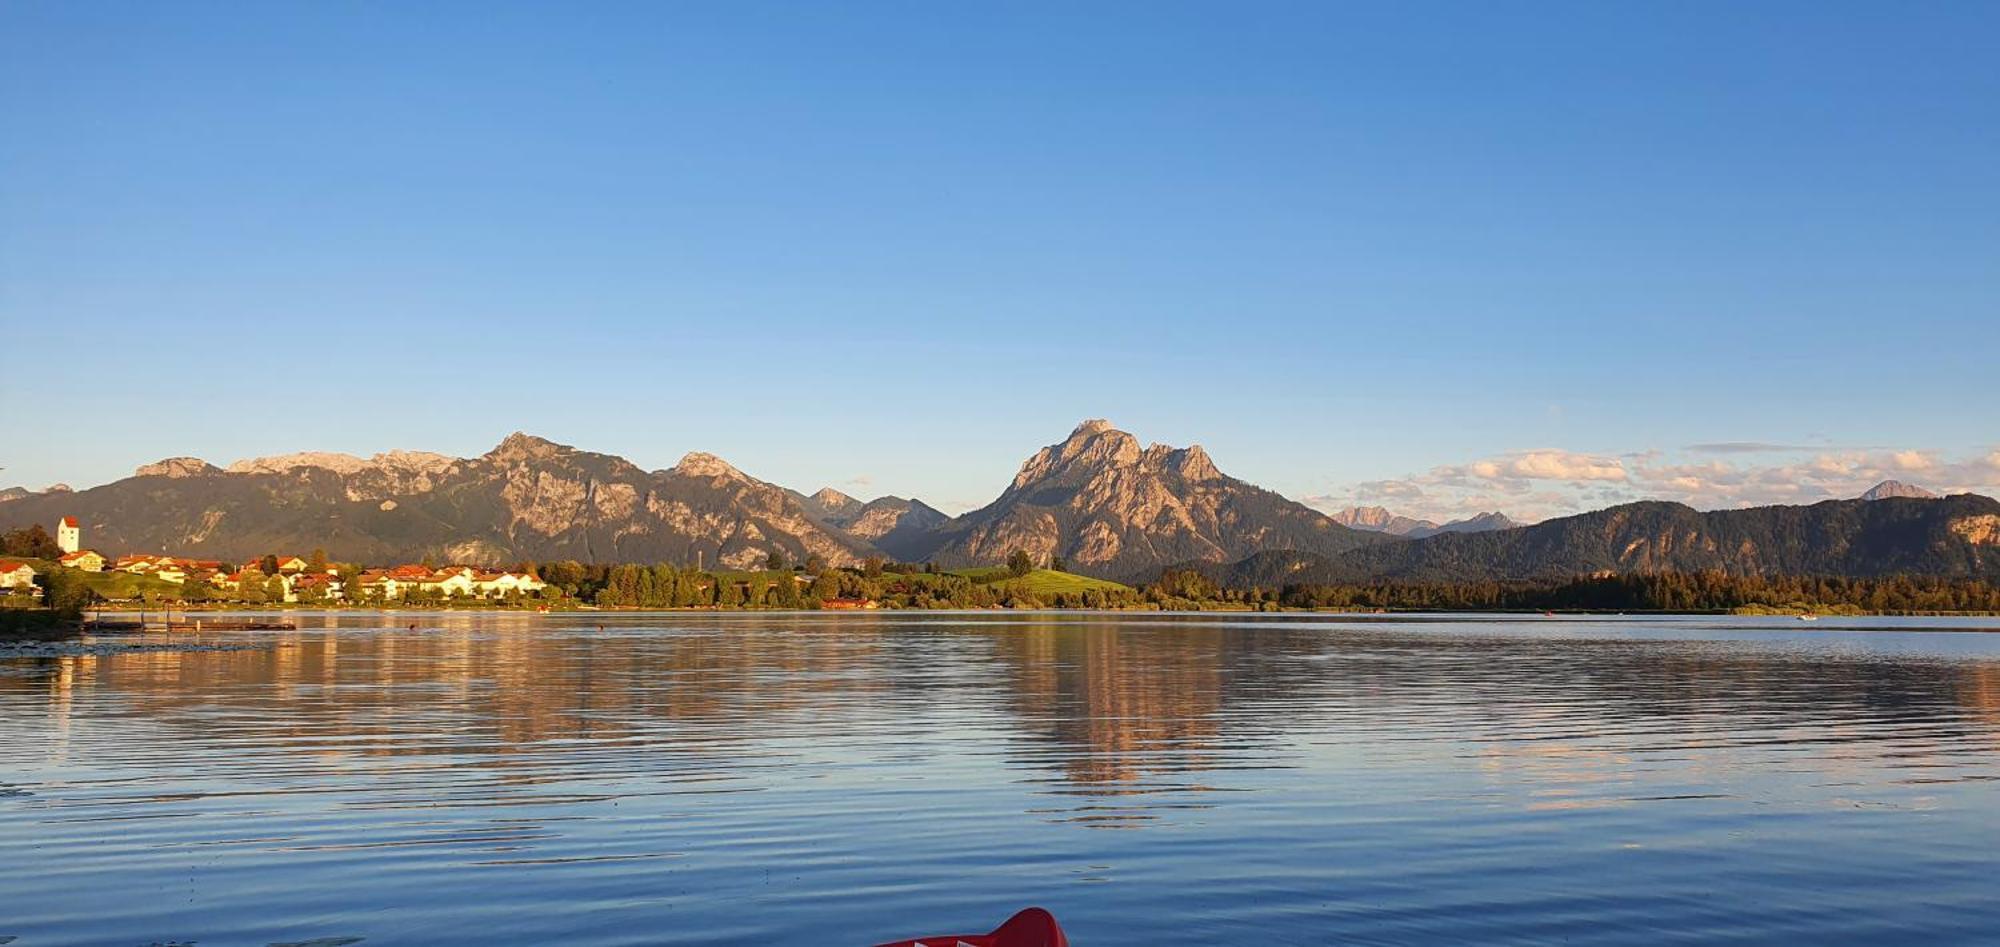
[3,612,2000,944]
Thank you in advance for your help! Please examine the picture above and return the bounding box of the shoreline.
[55,603,2000,618]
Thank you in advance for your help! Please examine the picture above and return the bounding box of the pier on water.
[82,609,297,632]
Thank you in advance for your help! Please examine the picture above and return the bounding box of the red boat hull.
[873,907,1068,947]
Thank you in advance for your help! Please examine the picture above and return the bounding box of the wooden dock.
[82,613,298,633]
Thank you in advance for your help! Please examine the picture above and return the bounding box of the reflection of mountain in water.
[1001,621,1228,785]
[6,615,2000,823]
[11,613,2000,945]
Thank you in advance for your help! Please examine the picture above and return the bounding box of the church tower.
[57,516,80,555]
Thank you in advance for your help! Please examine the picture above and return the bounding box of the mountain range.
[1327,506,1521,538]
[1187,491,2000,587]
[3,424,1995,583]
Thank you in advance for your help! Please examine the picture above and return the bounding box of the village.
[0,516,548,604]
[0,514,1138,614]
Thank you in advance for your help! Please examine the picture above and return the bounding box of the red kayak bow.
[872,907,1068,947]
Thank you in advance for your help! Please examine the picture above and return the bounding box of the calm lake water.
[5,612,2000,945]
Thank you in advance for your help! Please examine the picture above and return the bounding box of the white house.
[0,560,37,591]
[422,567,477,597]
[58,550,106,572]
[57,516,80,555]
[471,571,549,597]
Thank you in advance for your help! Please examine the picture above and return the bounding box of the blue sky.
[4,1,1996,520]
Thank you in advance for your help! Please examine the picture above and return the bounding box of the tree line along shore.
[6,552,1999,632]
[6,520,1998,622]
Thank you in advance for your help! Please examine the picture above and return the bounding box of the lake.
[4,612,2000,945]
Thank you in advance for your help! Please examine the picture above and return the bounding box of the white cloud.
[1891,450,1935,471]
[1443,449,1628,483]
[1505,450,1628,481]
[1310,443,2000,524]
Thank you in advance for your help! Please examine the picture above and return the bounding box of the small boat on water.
[873,907,1067,947]
[1798,614,1819,621]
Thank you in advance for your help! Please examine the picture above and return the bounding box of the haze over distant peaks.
[1196,493,2000,588]
[1328,506,1438,536]
[1430,512,1522,535]
[1861,480,1938,501]
[1328,506,1519,538]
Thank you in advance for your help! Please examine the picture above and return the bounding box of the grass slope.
[19,559,187,601]
[952,567,1131,595]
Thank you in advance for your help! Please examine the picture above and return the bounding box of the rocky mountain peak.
[928,420,1384,577]
[812,487,861,510]
[1325,505,1519,538]
[1328,506,1435,534]
[1331,506,1394,528]
[1012,420,1142,488]
[371,450,458,474]
[228,450,459,476]
[1012,422,1229,492]
[135,457,220,479]
[1153,444,1221,482]
[1861,480,1937,501]
[230,452,364,475]
[673,451,748,481]
[485,432,568,463]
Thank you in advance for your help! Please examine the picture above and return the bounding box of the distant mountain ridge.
[0,434,884,568]
[1327,506,1437,536]
[0,420,1389,575]
[0,483,71,503]
[3,425,1994,581]
[796,487,950,560]
[1861,480,1937,501]
[1428,511,1521,536]
[1328,505,1520,538]
[1190,494,2000,587]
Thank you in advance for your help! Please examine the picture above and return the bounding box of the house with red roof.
[422,567,477,597]
[56,516,80,555]
[0,559,37,592]
[470,570,548,597]
[58,550,106,572]
[290,572,342,600]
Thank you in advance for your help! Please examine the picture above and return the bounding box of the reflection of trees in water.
[5,615,2000,809]
[0,615,911,775]
[992,618,1233,788]
[984,619,2000,802]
